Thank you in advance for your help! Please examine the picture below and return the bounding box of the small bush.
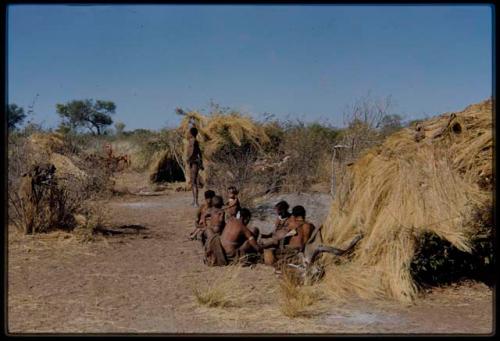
[411,205,494,286]
[8,133,113,234]
[192,266,250,308]
[278,267,319,318]
[278,121,339,192]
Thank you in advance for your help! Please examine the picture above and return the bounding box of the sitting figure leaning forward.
[204,208,262,266]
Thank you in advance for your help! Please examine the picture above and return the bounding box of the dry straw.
[177,110,270,186]
[321,99,493,303]
[192,265,251,308]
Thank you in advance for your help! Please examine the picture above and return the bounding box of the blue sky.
[7,5,493,131]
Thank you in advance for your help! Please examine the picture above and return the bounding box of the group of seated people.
[189,187,316,267]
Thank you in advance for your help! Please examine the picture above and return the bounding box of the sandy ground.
[7,172,494,335]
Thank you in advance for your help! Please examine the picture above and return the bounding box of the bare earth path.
[7,178,494,334]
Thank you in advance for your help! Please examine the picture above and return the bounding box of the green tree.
[55,122,72,135]
[56,99,116,135]
[7,104,27,131]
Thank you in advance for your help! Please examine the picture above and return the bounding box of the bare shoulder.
[225,216,239,225]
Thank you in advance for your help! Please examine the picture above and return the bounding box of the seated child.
[224,186,241,218]
[189,189,216,240]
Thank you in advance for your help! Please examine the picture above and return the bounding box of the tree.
[379,114,403,136]
[55,122,73,135]
[7,104,27,131]
[56,99,116,135]
[114,121,126,136]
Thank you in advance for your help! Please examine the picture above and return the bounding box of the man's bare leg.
[190,163,199,207]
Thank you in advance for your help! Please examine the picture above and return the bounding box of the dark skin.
[274,209,291,231]
[260,207,293,248]
[196,198,213,227]
[220,216,262,258]
[285,216,314,251]
[203,206,225,237]
[187,132,202,207]
[223,191,240,218]
[189,197,213,239]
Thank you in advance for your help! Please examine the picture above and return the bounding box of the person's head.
[275,200,290,218]
[189,127,198,137]
[291,205,306,220]
[227,186,239,199]
[204,190,216,205]
[239,208,251,226]
[212,195,224,209]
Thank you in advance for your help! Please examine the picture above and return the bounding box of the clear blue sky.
[7,5,493,131]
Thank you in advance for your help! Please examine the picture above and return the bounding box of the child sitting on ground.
[189,189,216,240]
[224,186,241,218]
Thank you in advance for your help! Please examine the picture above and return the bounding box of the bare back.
[220,217,256,257]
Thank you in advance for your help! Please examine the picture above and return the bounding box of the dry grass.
[192,265,251,309]
[177,110,271,189]
[321,99,493,303]
[278,267,322,318]
[8,132,114,235]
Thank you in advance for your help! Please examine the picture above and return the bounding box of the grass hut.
[321,99,493,303]
[176,110,271,190]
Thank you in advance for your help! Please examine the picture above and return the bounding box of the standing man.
[186,126,203,207]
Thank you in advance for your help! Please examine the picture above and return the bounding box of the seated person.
[202,195,226,241]
[285,205,314,252]
[223,186,241,218]
[221,208,262,258]
[274,200,291,232]
[259,200,294,248]
[189,190,216,240]
[203,207,261,266]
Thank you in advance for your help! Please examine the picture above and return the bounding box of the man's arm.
[202,211,212,228]
[242,226,262,252]
[302,223,314,244]
[196,206,203,225]
[223,199,237,210]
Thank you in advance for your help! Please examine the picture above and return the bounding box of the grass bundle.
[321,99,493,303]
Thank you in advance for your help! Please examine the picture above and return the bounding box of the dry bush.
[278,266,320,318]
[73,202,112,243]
[9,173,88,234]
[339,94,395,157]
[192,265,251,308]
[329,95,401,198]
[205,119,340,204]
[8,133,113,234]
[278,121,339,192]
[206,143,273,206]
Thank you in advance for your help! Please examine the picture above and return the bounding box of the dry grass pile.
[26,133,89,181]
[178,111,270,160]
[9,133,114,235]
[175,111,271,199]
[278,267,322,318]
[27,132,66,154]
[192,265,251,308]
[321,99,493,303]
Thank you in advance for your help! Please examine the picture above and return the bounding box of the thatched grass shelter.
[175,110,271,188]
[321,99,493,303]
